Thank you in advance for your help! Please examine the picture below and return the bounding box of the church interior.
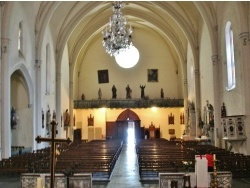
[1,1,250,187]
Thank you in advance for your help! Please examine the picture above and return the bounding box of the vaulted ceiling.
[36,1,215,73]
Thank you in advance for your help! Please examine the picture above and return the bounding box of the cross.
[36,120,72,188]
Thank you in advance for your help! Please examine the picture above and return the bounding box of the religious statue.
[81,93,85,100]
[64,109,70,127]
[46,109,51,135]
[112,85,117,99]
[161,88,164,99]
[46,109,51,127]
[11,107,17,129]
[140,85,146,99]
[42,109,44,128]
[206,100,214,126]
[221,102,227,117]
[52,110,56,121]
[126,85,132,99]
[98,88,102,99]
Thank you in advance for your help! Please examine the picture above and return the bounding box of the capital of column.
[1,37,10,54]
[194,69,200,77]
[183,79,188,86]
[211,55,218,65]
[35,60,42,69]
[239,32,249,46]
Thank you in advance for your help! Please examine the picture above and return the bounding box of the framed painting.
[147,69,158,82]
[98,69,109,84]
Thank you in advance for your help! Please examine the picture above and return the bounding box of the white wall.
[77,29,182,101]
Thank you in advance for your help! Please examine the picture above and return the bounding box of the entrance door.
[127,122,135,145]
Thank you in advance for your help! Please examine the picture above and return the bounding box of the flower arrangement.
[182,161,193,172]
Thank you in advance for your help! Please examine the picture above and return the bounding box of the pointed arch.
[116,109,140,121]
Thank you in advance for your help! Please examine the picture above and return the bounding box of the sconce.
[11,107,18,129]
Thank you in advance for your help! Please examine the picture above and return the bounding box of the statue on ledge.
[98,88,102,99]
[140,85,146,99]
[126,85,132,99]
[112,85,117,99]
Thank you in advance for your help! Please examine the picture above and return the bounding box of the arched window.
[225,21,236,91]
[18,22,23,53]
[46,44,50,95]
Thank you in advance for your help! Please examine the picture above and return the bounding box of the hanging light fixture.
[102,1,133,57]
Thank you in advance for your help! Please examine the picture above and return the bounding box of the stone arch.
[10,68,34,150]
[116,109,140,121]
[116,109,142,142]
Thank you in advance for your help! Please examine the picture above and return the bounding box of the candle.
[37,177,42,188]
[213,154,216,161]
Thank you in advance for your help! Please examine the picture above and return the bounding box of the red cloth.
[206,154,214,167]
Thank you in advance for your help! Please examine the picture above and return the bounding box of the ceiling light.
[115,45,139,68]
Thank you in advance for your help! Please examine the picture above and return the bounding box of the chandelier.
[102,1,133,57]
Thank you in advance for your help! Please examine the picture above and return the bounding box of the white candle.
[213,154,216,161]
[37,177,42,188]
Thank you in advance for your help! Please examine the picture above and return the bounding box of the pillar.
[1,37,11,159]
[194,68,201,137]
[239,32,250,154]
[211,55,220,147]
[34,60,42,150]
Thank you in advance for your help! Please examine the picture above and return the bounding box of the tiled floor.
[1,142,250,187]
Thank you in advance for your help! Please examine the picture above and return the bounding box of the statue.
[140,85,146,99]
[11,107,17,129]
[98,88,102,99]
[161,88,164,98]
[112,85,117,99]
[46,109,51,127]
[206,100,214,126]
[221,102,227,117]
[81,93,85,100]
[64,109,70,127]
[126,85,132,99]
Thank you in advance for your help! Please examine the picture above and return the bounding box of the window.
[225,21,236,91]
[18,22,23,53]
[46,44,50,95]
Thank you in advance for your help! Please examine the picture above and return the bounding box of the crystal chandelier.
[102,1,133,57]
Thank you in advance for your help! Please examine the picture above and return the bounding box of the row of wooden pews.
[0,139,123,181]
[55,139,123,181]
[136,139,250,181]
[136,139,195,180]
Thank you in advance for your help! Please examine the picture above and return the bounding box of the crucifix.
[36,120,72,188]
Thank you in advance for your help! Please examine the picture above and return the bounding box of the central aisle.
[93,141,158,188]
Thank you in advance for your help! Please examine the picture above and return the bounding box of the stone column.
[1,37,11,159]
[211,55,220,147]
[34,60,42,150]
[56,72,62,137]
[194,68,201,137]
[239,32,250,154]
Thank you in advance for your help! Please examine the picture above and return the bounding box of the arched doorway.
[11,70,33,152]
[116,109,142,143]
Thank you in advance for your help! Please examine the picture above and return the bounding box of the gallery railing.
[74,98,184,109]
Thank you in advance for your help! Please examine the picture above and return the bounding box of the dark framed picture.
[147,69,158,82]
[98,69,109,84]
